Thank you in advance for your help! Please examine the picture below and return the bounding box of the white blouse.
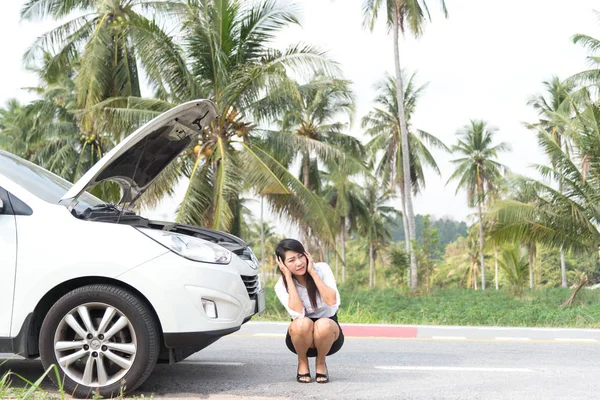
[274,262,341,320]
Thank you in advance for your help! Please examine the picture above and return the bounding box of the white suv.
[0,100,265,398]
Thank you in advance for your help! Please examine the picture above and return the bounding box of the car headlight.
[138,228,232,264]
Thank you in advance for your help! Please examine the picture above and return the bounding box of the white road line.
[247,322,290,326]
[375,366,534,372]
[430,336,467,340]
[554,338,598,342]
[252,333,286,338]
[495,337,532,341]
[416,326,463,330]
[180,361,245,366]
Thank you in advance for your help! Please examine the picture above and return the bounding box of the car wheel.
[39,284,159,398]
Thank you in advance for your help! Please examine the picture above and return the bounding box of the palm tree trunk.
[260,196,265,285]
[301,153,311,246]
[560,250,567,287]
[495,247,499,290]
[473,263,478,290]
[399,186,410,286]
[303,153,310,188]
[335,244,339,279]
[477,200,486,290]
[392,6,418,292]
[558,165,568,288]
[369,242,374,289]
[528,244,534,290]
[341,217,346,284]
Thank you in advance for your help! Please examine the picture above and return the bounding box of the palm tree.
[21,0,186,144]
[527,77,576,287]
[497,244,529,296]
[164,0,350,242]
[362,0,448,292]
[444,227,481,290]
[490,101,600,259]
[264,73,366,280]
[493,179,540,289]
[0,54,131,203]
[568,29,600,88]
[275,74,358,190]
[0,100,40,160]
[447,120,509,290]
[260,73,366,256]
[358,183,400,289]
[362,72,448,287]
[323,169,370,282]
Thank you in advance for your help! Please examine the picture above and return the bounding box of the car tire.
[39,284,159,398]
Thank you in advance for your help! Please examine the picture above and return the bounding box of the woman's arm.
[276,257,305,314]
[306,252,338,306]
[284,274,305,313]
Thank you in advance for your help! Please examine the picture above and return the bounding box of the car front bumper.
[161,288,265,363]
[117,251,264,334]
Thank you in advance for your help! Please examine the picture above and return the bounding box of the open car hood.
[61,100,218,206]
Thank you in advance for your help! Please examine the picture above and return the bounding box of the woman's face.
[283,251,307,276]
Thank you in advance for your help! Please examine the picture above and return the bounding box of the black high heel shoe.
[297,367,311,383]
[315,363,329,383]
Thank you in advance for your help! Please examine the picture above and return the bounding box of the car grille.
[241,275,259,299]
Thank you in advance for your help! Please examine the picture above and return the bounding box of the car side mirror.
[0,198,4,213]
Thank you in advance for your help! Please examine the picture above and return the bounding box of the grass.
[0,360,153,399]
[255,286,600,328]
[0,362,64,400]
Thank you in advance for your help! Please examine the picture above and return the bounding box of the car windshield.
[0,150,105,209]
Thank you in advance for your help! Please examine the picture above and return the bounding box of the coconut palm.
[273,74,359,190]
[0,54,131,203]
[444,227,481,290]
[357,183,400,289]
[497,244,529,296]
[21,0,187,143]
[0,100,41,160]
[447,120,509,290]
[526,77,577,287]
[491,179,540,289]
[260,73,366,279]
[322,169,370,282]
[362,0,448,292]
[362,72,448,266]
[490,101,600,257]
[258,72,367,254]
[111,0,345,243]
[568,27,600,89]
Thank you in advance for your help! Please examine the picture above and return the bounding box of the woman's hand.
[276,256,292,279]
[305,251,316,275]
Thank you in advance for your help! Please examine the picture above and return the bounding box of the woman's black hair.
[275,238,318,311]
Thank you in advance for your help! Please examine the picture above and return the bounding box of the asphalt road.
[3,322,600,399]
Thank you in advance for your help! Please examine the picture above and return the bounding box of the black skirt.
[285,314,344,358]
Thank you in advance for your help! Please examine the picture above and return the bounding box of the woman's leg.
[289,318,315,382]
[313,318,340,382]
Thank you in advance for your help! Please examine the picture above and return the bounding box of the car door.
[0,187,17,337]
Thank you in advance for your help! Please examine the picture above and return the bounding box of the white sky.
[1,0,599,230]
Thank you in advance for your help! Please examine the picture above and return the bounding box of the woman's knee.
[290,317,314,335]
[313,318,338,339]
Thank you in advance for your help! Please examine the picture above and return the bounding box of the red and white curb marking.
[341,324,418,338]
[240,322,600,342]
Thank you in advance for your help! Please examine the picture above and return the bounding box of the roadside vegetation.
[258,286,600,328]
